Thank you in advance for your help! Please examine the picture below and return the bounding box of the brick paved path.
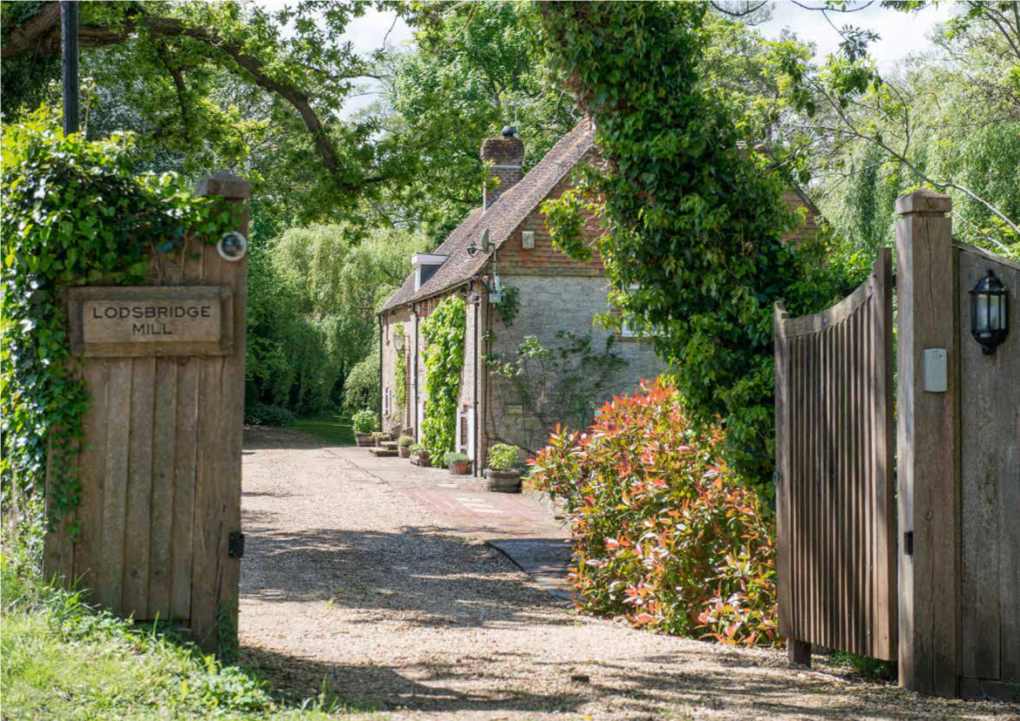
[331,446,573,598]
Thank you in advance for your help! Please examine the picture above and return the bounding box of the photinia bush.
[529,379,778,647]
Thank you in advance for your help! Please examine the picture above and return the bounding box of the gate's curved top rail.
[775,248,890,338]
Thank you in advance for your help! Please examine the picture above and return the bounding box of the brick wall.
[498,174,605,277]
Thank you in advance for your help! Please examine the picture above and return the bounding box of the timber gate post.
[43,171,249,657]
[895,188,961,696]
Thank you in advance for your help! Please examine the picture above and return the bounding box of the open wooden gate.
[773,248,897,662]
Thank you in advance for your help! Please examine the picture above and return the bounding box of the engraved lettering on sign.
[83,300,221,344]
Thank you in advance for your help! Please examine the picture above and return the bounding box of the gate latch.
[903,531,913,557]
[229,531,245,559]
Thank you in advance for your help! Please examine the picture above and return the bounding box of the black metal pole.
[61,1,79,136]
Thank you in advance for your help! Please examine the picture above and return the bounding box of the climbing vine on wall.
[1,108,236,531]
[394,323,407,413]
[420,296,466,461]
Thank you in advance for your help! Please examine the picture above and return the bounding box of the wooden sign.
[68,286,234,357]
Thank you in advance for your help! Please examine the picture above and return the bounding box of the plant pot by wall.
[449,460,472,475]
[485,469,521,493]
[356,433,372,447]
[398,446,410,458]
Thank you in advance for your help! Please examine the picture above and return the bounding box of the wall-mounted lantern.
[969,269,1009,355]
[394,330,405,352]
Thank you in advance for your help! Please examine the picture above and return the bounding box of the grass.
[0,551,373,720]
[292,411,356,446]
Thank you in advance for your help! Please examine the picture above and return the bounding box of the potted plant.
[485,443,522,493]
[397,435,414,458]
[444,451,472,475]
[352,409,378,447]
[409,444,430,467]
[371,431,389,447]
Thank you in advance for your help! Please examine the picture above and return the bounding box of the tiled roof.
[379,119,595,313]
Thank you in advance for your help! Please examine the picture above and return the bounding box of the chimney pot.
[481,134,525,210]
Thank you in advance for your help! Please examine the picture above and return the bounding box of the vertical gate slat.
[808,331,818,645]
[820,324,828,652]
[774,306,793,639]
[99,359,133,615]
[795,335,803,639]
[148,361,178,620]
[171,359,199,620]
[123,357,156,617]
[863,299,875,655]
[74,360,109,594]
[873,248,896,661]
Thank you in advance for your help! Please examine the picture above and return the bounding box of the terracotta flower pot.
[356,433,372,447]
[449,460,472,475]
[398,446,410,458]
[485,469,521,493]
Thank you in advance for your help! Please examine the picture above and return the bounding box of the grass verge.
[292,412,356,446]
[0,552,370,720]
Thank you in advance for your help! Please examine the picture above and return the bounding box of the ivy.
[394,323,408,412]
[419,296,466,460]
[539,3,840,492]
[1,107,236,531]
[492,283,520,327]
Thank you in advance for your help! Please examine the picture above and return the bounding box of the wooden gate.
[773,248,897,661]
[43,173,248,653]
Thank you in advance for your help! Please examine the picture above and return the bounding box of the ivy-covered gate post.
[44,171,249,655]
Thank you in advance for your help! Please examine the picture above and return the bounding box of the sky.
[290,0,959,117]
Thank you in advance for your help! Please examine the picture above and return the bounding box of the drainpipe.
[472,282,480,476]
[378,315,384,426]
[413,304,419,442]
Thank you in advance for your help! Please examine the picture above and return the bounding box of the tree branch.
[2,4,380,194]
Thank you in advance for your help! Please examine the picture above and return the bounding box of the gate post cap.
[895,188,950,216]
[195,171,250,200]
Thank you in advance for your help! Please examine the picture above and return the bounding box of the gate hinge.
[903,531,913,557]
[229,531,245,559]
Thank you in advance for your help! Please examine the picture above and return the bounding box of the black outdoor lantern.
[969,269,1010,355]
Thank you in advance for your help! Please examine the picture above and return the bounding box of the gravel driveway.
[239,427,1018,721]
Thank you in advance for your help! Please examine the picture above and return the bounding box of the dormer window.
[412,253,448,291]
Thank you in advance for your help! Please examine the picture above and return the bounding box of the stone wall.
[482,274,666,456]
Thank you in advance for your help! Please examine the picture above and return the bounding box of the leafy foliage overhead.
[1,1,417,222]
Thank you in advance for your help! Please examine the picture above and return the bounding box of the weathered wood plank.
[98,359,133,615]
[774,306,793,639]
[170,359,199,620]
[148,360,178,620]
[123,357,156,618]
[74,360,109,597]
[873,248,896,661]
[959,250,1020,684]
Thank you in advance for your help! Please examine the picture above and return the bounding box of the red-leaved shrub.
[528,379,778,646]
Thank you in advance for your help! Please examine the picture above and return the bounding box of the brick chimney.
[481,126,524,210]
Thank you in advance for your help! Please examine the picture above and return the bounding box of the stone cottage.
[377,120,817,474]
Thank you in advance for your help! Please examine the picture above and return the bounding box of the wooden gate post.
[895,188,961,696]
[190,172,249,654]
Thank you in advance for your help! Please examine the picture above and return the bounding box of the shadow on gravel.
[241,523,570,629]
[241,643,964,720]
